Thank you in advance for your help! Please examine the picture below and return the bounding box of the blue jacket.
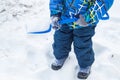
[49,0,114,27]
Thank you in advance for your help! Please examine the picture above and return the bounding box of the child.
[49,0,114,79]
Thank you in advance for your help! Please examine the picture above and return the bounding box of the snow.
[0,0,120,80]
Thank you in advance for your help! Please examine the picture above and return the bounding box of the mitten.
[75,15,88,27]
[50,14,61,30]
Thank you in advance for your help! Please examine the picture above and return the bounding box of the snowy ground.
[0,0,120,80]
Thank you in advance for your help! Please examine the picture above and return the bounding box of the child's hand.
[51,16,61,30]
[75,15,88,27]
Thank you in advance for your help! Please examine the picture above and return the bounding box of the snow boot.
[51,58,66,70]
[77,66,91,79]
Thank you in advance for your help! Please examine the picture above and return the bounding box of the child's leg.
[73,26,96,68]
[53,24,73,60]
